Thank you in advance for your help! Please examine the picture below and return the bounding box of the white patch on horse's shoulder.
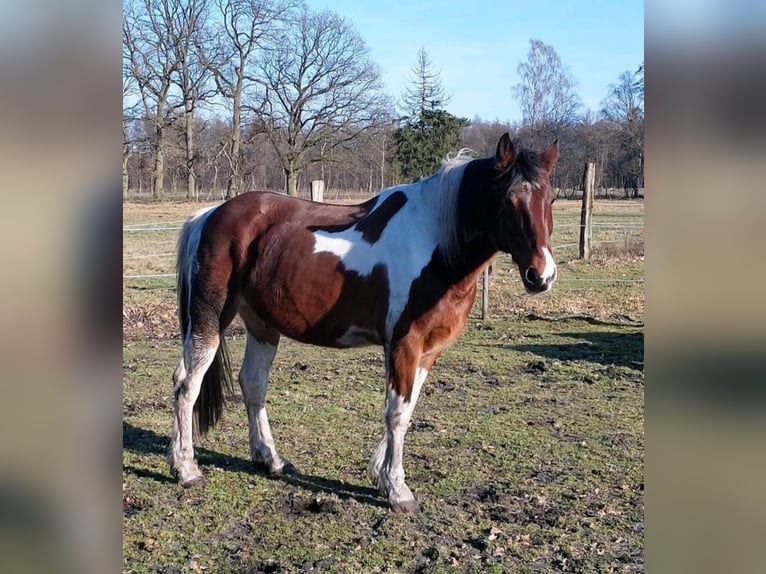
[313,232,353,258]
[311,187,442,337]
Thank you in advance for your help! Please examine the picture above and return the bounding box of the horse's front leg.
[374,342,436,513]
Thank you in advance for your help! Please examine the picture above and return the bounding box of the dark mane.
[509,145,543,185]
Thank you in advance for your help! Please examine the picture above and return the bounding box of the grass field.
[123,198,644,573]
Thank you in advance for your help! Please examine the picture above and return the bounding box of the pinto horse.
[169,133,558,513]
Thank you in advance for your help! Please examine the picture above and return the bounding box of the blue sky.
[305,0,644,123]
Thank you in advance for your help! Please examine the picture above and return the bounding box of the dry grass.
[123,198,644,326]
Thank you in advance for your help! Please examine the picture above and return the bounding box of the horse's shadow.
[122,422,385,507]
[512,330,644,371]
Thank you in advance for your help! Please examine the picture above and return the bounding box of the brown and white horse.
[169,133,558,513]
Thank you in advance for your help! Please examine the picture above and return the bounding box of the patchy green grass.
[123,200,643,573]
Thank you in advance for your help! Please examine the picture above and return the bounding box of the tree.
[634,62,644,104]
[512,39,582,146]
[123,0,184,199]
[461,119,514,157]
[251,7,391,196]
[207,0,297,198]
[393,48,468,181]
[601,65,644,196]
[123,70,141,200]
[394,110,469,181]
[172,0,217,201]
[400,47,451,124]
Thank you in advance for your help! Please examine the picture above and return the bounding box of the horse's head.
[490,133,559,294]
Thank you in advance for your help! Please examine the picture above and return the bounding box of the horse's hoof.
[390,498,419,514]
[273,461,299,476]
[255,458,300,476]
[180,475,205,488]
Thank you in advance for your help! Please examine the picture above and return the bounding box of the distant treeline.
[123,1,643,201]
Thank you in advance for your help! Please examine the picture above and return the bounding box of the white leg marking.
[378,367,429,511]
[169,343,218,485]
[368,435,388,486]
[239,333,291,473]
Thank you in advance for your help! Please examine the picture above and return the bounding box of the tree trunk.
[380,135,386,191]
[226,96,242,199]
[285,168,300,196]
[153,141,164,201]
[123,152,130,201]
[185,107,196,201]
[187,167,196,201]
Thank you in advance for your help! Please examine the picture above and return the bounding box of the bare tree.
[123,0,185,200]
[512,39,582,145]
[208,0,297,198]
[124,0,219,201]
[350,122,397,192]
[171,0,217,201]
[252,7,391,196]
[460,119,513,157]
[123,71,141,200]
[601,66,644,196]
[601,70,643,125]
[368,123,397,191]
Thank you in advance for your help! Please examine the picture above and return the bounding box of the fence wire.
[124,203,644,290]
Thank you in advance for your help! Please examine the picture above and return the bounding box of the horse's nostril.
[525,267,539,285]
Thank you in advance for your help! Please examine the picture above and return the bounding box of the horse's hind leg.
[169,333,219,486]
[238,308,296,475]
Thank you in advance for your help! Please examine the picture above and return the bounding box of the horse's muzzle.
[522,265,557,293]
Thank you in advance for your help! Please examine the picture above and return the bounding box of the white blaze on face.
[540,246,557,283]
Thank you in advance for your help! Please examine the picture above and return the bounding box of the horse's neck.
[441,165,498,278]
[446,236,497,279]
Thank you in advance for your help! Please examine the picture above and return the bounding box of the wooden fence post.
[311,180,325,202]
[481,266,490,320]
[579,162,595,260]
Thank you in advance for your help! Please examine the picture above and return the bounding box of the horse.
[169,133,558,513]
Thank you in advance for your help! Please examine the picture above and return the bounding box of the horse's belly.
[279,321,382,349]
[246,281,384,348]
[334,326,382,347]
[248,242,389,347]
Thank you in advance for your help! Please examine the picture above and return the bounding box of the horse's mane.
[435,145,546,271]
[435,149,475,271]
[509,147,544,187]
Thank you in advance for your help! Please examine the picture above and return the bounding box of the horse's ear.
[539,140,559,173]
[494,133,516,173]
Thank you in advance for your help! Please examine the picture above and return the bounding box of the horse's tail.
[194,335,234,439]
[175,205,234,438]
